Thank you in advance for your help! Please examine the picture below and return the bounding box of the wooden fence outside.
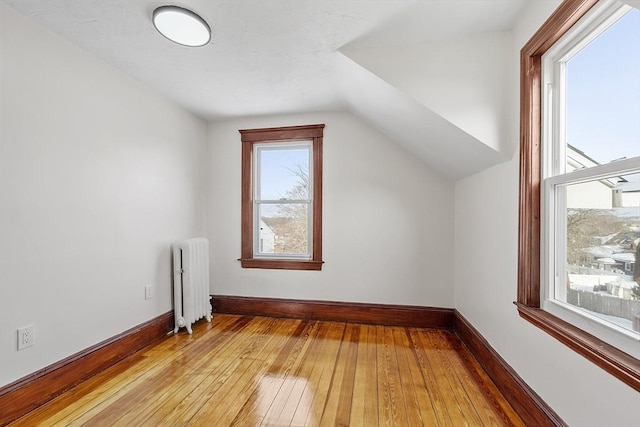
[567,288,640,322]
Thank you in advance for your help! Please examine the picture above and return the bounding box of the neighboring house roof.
[615,180,640,192]
[261,217,288,231]
[567,145,639,192]
[567,144,602,168]
[610,253,635,263]
[259,219,275,236]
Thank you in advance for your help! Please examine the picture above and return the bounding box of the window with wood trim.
[239,124,324,271]
[518,0,639,392]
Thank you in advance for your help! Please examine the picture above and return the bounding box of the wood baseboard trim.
[454,311,567,427]
[0,311,174,426]
[212,294,455,329]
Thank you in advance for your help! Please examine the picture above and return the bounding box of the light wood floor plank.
[301,321,346,426]
[122,315,277,426]
[447,333,525,427]
[444,335,522,426]
[286,321,336,427]
[377,325,409,426]
[140,315,279,426]
[259,320,320,426]
[414,328,482,427]
[392,327,440,427]
[240,319,316,426]
[407,328,455,427]
[162,316,292,426]
[186,318,307,425]
[10,315,525,427]
[318,322,359,427]
[349,324,378,427]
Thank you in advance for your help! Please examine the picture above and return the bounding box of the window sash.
[542,1,634,179]
[542,167,640,356]
[545,157,640,186]
[254,142,313,202]
[254,200,312,259]
[253,141,313,259]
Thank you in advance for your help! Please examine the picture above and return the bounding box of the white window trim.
[541,0,640,358]
[252,141,314,260]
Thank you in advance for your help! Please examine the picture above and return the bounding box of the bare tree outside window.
[566,209,624,266]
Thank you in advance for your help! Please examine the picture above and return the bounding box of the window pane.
[566,8,640,168]
[258,203,309,256]
[563,173,640,334]
[258,145,310,200]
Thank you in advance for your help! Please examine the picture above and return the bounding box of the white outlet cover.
[18,325,34,351]
[145,284,152,300]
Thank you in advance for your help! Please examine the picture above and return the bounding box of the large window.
[239,124,324,271]
[519,0,639,391]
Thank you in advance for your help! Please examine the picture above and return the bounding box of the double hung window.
[541,0,640,352]
[239,124,324,271]
[519,0,640,390]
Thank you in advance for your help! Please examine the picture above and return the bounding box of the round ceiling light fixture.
[152,5,211,47]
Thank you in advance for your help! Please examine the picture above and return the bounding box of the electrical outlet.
[145,284,152,300]
[17,325,34,351]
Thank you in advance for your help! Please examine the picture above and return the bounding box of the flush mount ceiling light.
[152,5,211,47]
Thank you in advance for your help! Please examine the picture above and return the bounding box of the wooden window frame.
[239,124,324,271]
[517,0,639,392]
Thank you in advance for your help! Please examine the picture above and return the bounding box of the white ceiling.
[2,0,529,179]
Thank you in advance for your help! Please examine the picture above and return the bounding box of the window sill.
[515,303,640,392]
[542,298,640,357]
[239,258,323,271]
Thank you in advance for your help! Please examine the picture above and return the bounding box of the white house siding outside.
[259,219,275,254]
[621,192,640,207]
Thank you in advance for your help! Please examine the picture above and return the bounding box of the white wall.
[0,4,207,387]
[454,1,640,426]
[208,112,454,307]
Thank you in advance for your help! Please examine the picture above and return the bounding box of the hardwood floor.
[10,315,524,426]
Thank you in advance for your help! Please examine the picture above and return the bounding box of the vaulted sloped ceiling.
[2,0,529,179]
